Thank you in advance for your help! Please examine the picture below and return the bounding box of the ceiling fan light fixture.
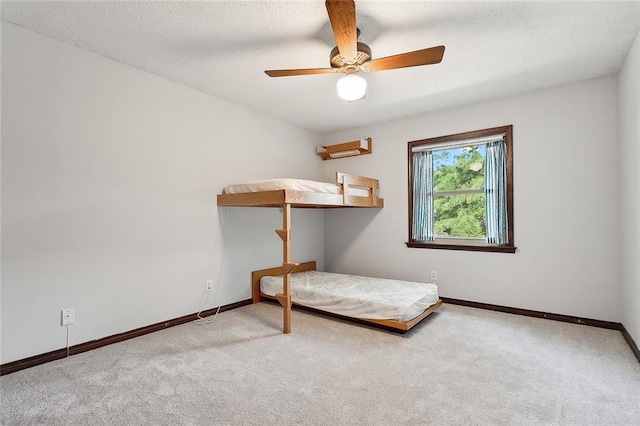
[337,73,367,102]
[265,1,446,103]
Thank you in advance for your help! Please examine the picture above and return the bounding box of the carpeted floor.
[1,303,639,425]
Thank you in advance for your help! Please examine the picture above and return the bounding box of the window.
[407,125,515,253]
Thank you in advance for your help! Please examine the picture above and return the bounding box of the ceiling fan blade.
[265,68,336,77]
[367,46,445,72]
[325,0,357,63]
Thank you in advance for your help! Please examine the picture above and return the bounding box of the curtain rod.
[411,133,505,153]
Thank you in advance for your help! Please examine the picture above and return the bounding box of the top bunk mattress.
[260,270,439,323]
[223,178,369,197]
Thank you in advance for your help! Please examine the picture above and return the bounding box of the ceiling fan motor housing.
[330,42,372,68]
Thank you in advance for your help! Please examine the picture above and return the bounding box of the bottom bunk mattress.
[260,270,439,323]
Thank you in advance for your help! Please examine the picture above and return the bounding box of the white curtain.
[412,151,434,241]
[485,140,508,244]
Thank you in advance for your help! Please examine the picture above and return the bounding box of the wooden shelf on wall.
[317,138,372,160]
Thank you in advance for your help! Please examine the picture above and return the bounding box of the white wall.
[0,18,4,363]
[619,29,640,344]
[322,76,620,322]
[1,23,324,364]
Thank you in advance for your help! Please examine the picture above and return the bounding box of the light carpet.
[1,303,639,425]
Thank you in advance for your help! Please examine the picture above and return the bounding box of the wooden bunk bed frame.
[217,172,384,209]
[217,172,384,334]
[251,261,443,333]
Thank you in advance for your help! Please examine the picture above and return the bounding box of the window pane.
[432,146,485,192]
[434,193,486,238]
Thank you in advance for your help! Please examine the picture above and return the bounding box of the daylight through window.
[407,125,515,253]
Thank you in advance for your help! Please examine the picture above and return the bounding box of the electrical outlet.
[430,271,438,281]
[61,308,74,325]
[206,280,213,292]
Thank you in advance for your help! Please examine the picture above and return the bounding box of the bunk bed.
[252,261,442,332]
[217,172,387,333]
[217,172,383,209]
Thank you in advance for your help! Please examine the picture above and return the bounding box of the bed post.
[274,203,295,334]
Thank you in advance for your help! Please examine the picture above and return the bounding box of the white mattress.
[260,270,439,323]
[223,178,369,197]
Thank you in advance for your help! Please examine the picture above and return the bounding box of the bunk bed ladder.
[274,203,298,334]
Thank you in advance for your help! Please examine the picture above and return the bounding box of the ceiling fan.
[265,0,445,102]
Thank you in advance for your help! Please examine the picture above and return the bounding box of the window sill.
[405,241,517,253]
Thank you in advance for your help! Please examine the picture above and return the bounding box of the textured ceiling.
[3,1,640,134]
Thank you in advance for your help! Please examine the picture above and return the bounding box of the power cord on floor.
[194,305,221,325]
[194,210,229,326]
[195,251,226,325]
[65,324,70,357]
